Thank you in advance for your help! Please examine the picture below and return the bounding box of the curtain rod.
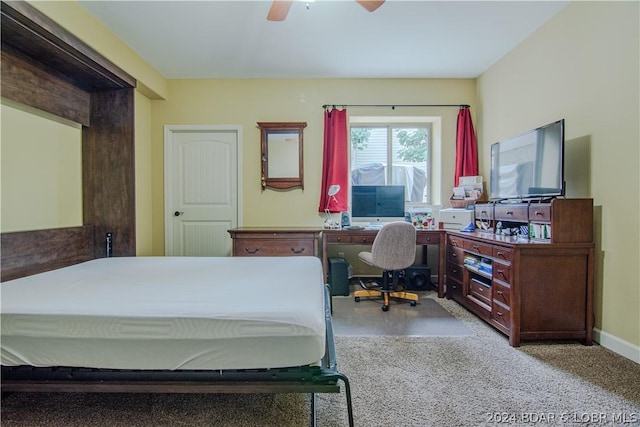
[322,104,470,110]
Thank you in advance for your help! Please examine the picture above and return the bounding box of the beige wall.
[150,78,476,254]
[477,1,639,356]
[134,92,154,256]
[0,103,83,232]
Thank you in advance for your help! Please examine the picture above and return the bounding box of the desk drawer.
[494,204,528,221]
[416,232,440,245]
[234,238,314,256]
[349,234,376,244]
[529,204,551,222]
[493,246,513,262]
[475,204,494,221]
[492,281,511,308]
[463,239,492,257]
[470,278,491,305]
[447,246,465,265]
[492,301,511,330]
[447,261,463,283]
[448,235,465,248]
[324,234,353,244]
[493,261,512,284]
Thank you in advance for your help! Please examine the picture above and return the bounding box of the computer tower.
[403,265,432,291]
[328,257,350,296]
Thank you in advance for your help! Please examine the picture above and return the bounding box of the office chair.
[353,221,418,311]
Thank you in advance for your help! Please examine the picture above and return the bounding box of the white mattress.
[1,256,326,370]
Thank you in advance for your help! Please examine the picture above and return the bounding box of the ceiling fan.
[267,0,385,21]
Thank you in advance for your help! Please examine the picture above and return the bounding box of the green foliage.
[396,128,428,162]
[351,128,370,151]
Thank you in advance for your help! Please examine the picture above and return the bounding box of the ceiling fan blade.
[356,0,385,13]
[267,0,293,21]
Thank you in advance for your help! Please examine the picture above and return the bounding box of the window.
[350,123,432,203]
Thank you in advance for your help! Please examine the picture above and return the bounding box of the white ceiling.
[78,0,569,79]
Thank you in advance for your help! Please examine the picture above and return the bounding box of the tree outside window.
[351,125,431,203]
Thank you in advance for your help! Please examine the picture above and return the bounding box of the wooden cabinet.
[228,228,321,257]
[448,198,594,347]
[475,198,593,243]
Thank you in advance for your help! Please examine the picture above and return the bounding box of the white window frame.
[349,116,440,207]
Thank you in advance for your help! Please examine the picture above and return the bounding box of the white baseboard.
[593,328,640,364]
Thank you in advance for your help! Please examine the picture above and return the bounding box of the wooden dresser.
[228,227,321,257]
[447,199,595,347]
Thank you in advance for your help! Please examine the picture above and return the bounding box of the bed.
[1,237,353,426]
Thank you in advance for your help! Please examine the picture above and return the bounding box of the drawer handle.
[291,247,306,254]
[497,290,504,295]
[451,253,457,258]
[534,211,543,216]
[473,244,479,250]
[337,237,342,242]
[452,268,458,273]
[498,269,506,277]
[361,238,368,242]
[506,211,514,215]
[497,311,504,317]
[497,251,504,258]
[477,287,484,292]
[244,247,259,254]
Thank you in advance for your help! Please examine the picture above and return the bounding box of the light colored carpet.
[2,294,639,426]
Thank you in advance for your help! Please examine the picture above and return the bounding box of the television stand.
[447,198,595,346]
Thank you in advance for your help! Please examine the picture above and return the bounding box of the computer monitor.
[351,185,406,225]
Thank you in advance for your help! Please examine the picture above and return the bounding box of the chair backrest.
[370,221,417,271]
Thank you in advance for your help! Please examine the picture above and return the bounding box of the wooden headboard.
[0,226,95,282]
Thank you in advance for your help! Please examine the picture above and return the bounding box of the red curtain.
[454,106,479,186]
[318,108,349,213]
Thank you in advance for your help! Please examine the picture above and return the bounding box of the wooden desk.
[322,229,446,298]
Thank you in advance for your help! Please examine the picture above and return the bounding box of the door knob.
[174,211,184,216]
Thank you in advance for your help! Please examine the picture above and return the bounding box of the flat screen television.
[490,119,565,201]
[351,185,406,224]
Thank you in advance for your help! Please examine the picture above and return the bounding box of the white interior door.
[164,125,242,256]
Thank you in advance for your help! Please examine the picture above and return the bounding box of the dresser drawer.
[492,302,511,330]
[493,245,513,262]
[234,238,314,256]
[447,261,463,282]
[492,281,511,308]
[475,204,494,220]
[470,278,491,305]
[447,246,465,265]
[493,261,512,284]
[494,204,528,221]
[463,239,492,257]
[529,204,551,222]
[447,278,463,297]
[447,235,465,248]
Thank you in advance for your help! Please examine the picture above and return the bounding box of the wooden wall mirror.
[258,122,306,190]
